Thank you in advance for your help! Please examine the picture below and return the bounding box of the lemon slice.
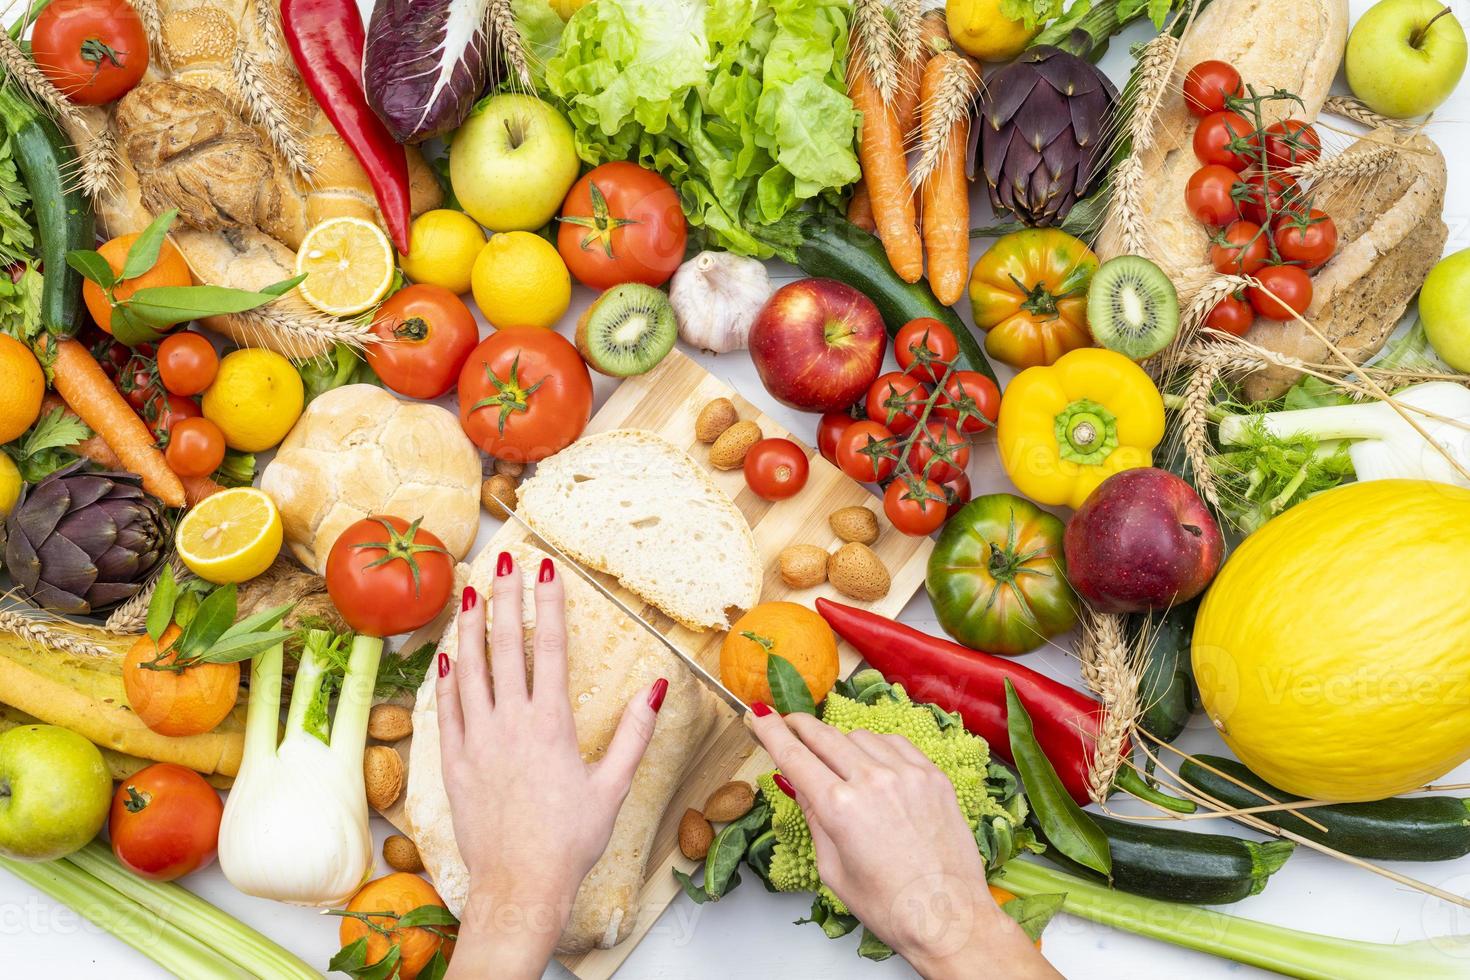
[176,488,284,585]
[295,217,396,316]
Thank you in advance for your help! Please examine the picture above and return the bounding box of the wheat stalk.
[1176,346,1225,509]
[908,56,979,189]
[0,33,118,196]
[1077,609,1140,806]
[1322,94,1412,131]
[1105,34,1179,257]
[851,0,899,105]
[0,608,120,659]
[894,0,923,65]
[232,42,313,181]
[251,0,285,63]
[132,0,169,72]
[1285,144,1397,184]
[104,557,188,634]
[232,303,377,361]
[489,0,531,90]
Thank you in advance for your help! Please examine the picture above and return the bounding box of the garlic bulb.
[669,251,772,354]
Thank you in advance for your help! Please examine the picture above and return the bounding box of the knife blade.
[498,505,750,717]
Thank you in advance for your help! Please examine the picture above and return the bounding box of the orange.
[339,873,455,980]
[0,334,43,443]
[720,601,839,708]
[83,233,194,334]
[122,624,240,737]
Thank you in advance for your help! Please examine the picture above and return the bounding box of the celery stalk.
[997,859,1470,979]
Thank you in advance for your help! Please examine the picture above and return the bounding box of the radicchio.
[363,0,496,144]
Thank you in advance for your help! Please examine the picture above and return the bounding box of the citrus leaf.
[66,249,113,289]
[121,208,178,281]
[146,565,177,643]
[767,653,815,715]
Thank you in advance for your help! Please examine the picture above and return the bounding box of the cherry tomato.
[835,420,897,484]
[883,477,948,536]
[164,417,225,477]
[121,360,157,411]
[1237,170,1304,225]
[939,471,972,520]
[367,284,480,400]
[109,763,222,881]
[557,162,687,289]
[145,392,200,445]
[1262,119,1321,169]
[906,421,970,483]
[156,332,218,396]
[865,372,929,436]
[816,411,855,467]
[326,515,454,637]
[1192,111,1254,170]
[934,370,1000,435]
[743,438,810,501]
[458,327,593,462]
[1248,265,1313,321]
[893,318,959,383]
[1185,165,1241,226]
[1273,210,1338,270]
[31,0,148,105]
[1205,295,1254,336]
[1209,220,1269,275]
[1183,60,1243,117]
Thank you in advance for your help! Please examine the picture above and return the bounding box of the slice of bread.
[515,429,762,631]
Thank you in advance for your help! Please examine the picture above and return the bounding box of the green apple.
[1346,0,1467,118]
[450,94,582,232]
[0,725,111,861]
[1421,249,1470,371]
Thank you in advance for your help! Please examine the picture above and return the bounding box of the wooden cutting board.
[379,349,933,979]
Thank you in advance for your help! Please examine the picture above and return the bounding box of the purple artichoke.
[4,464,168,615]
[978,39,1118,227]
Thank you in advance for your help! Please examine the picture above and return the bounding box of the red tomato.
[1262,119,1321,169]
[31,0,148,105]
[1183,60,1243,116]
[835,420,897,483]
[557,162,687,289]
[164,417,225,477]
[326,515,454,637]
[1248,265,1313,321]
[109,763,222,881]
[744,438,810,501]
[934,371,1000,435]
[1273,210,1337,270]
[1205,295,1254,336]
[865,372,929,436]
[457,327,592,462]
[1237,170,1303,225]
[894,318,959,383]
[1192,111,1254,170]
[1185,165,1241,226]
[145,392,200,445]
[883,477,948,536]
[367,285,479,400]
[156,332,218,396]
[1209,220,1269,275]
[906,421,970,483]
[940,471,972,519]
[816,411,855,466]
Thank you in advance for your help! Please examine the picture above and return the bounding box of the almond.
[494,458,525,481]
[364,745,405,810]
[383,834,423,873]
[481,473,517,521]
[695,398,739,444]
[367,703,413,742]
[708,419,761,470]
[827,542,891,602]
[702,781,756,823]
[678,807,714,860]
[829,505,879,545]
[777,544,828,590]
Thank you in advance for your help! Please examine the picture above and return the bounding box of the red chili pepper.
[816,598,1113,806]
[279,0,412,253]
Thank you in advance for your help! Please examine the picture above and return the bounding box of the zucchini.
[789,212,998,382]
[1031,812,1294,905]
[1128,599,1198,742]
[1180,755,1470,862]
[0,84,92,337]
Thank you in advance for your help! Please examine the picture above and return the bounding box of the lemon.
[202,349,304,452]
[470,232,571,330]
[176,487,283,584]
[399,209,486,294]
[946,0,1038,61]
[296,217,396,316]
[0,452,20,518]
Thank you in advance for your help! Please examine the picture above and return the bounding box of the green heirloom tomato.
[926,493,1079,655]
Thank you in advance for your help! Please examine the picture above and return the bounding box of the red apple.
[1063,468,1223,614]
[749,278,887,412]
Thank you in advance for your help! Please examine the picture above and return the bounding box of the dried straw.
[232,42,313,181]
[0,33,118,196]
[908,55,979,189]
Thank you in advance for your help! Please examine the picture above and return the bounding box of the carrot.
[47,339,187,508]
[847,180,877,232]
[920,51,978,307]
[848,59,923,284]
[894,10,950,140]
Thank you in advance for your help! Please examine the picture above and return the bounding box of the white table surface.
[5,2,1470,975]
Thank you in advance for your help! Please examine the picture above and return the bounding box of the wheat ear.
[132,0,169,72]
[1078,609,1140,806]
[894,0,923,65]
[0,608,120,659]
[909,56,979,189]
[489,0,532,90]
[1176,346,1225,510]
[0,33,118,196]
[851,0,899,105]
[1107,34,1179,257]
[252,0,286,63]
[103,557,187,634]
[231,303,377,361]
[1322,95,1413,131]
[1285,144,1398,184]
[232,42,313,181]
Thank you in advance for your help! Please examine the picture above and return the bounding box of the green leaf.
[327,936,370,973]
[120,209,178,281]
[857,927,895,960]
[744,829,779,892]
[998,891,1066,944]
[767,654,816,716]
[796,895,859,938]
[671,868,710,904]
[353,943,402,980]
[66,249,115,290]
[4,406,88,481]
[176,584,238,658]
[146,565,178,643]
[110,303,166,347]
[216,601,293,642]
[417,950,450,980]
[374,641,437,699]
[703,801,770,900]
[258,274,306,297]
[192,630,297,665]
[394,904,460,929]
[122,283,292,327]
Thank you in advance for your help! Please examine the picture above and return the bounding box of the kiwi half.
[575,283,677,377]
[1086,256,1180,361]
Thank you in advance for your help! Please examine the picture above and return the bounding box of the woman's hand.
[748,705,1059,980]
[438,552,667,980]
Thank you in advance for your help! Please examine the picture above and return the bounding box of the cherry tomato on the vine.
[1237,170,1304,225]
[326,515,454,637]
[884,477,948,536]
[164,417,225,477]
[1192,111,1255,170]
[865,372,929,436]
[1273,210,1337,270]
[744,438,810,501]
[934,370,1000,435]
[156,332,218,396]
[32,0,149,105]
[1209,220,1269,275]
[1183,60,1243,117]
[940,471,972,520]
[145,392,200,445]
[835,420,897,484]
[1185,165,1241,226]
[1205,295,1255,336]
[1248,265,1313,321]
[906,421,970,483]
[109,763,222,882]
[1262,119,1321,169]
[816,411,855,467]
[367,284,479,400]
[894,318,958,383]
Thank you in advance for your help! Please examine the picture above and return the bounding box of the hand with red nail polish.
[434,553,666,979]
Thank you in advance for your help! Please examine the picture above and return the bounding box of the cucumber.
[1128,599,1198,742]
[789,212,998,382]
[1180,755,1470,862]
[1031,812,1294,905]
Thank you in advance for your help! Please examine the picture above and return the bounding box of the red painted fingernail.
[773,773,797,799]
[647,678,669,712]
[750,701,772,717]
[461,586,477,611]
[538,557,554,583]
[438,653,450,678]
[496,551,513,577]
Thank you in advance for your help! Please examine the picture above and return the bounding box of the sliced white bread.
[515,429,762,631]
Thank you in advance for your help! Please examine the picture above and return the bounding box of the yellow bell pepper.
[997,348,1165,509]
